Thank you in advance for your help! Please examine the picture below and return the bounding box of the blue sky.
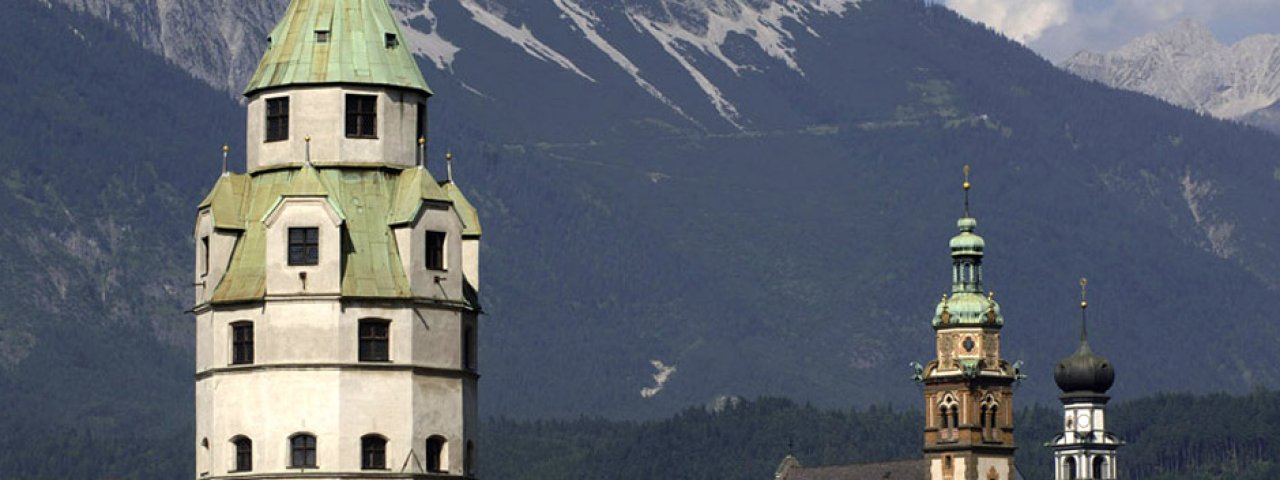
[940,0,1280,61]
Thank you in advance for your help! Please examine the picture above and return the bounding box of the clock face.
[1077,415,1091,430]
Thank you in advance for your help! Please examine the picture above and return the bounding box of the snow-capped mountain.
[49,0,863,130]
[1062,19,1280,134]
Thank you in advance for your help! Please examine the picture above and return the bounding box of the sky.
[941,0,1280,62]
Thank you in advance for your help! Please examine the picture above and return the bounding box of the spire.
[417,137,426,168]
[1079,277,1089,344]
[446,151,454,183]
[244,0,433,97]
[305,136,313,166]
[963,164,972,218]
[934,165,1000,327]
[221,145,230,176]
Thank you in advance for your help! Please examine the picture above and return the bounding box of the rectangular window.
[359,320,390,362]
[416,102,428,143]
[463,325,475,370]
[346,94,378,138]
[385,33,399,49]
[266,97,289,142]
[288,227,319,266]
[426,231,446,271]
[291,435,317,468]
[233,438,252,472]
[200,236,210,277]
[232,323,254,365]
[316,30,330,43]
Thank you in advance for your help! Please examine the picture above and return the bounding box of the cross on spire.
[1079,277,1089,343]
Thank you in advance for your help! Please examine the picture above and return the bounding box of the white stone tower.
[1048,279,1121,480]
[192,0,482,478]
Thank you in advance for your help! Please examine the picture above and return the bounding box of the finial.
[1079,277,1089,343]
[304,136,312,167]
[417,136,426,168]
[221,144,230,176]
[962,164,972,217]
[446,151,454,182]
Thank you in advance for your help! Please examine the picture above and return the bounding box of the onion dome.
[1055,279,1115,395]
[949,217,985,256]
[932,167,1002,328]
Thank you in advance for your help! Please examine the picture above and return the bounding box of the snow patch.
[396,0,461,70]
[457,0,595,82]
[626,0,861,127]
[555,0,698,126]
[640,359,677,398]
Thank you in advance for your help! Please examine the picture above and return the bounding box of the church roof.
[775,458,925,480]
[203,167,471,305]
[244,0,432,97]
[442,180,482,237]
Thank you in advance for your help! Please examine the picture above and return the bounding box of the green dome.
[949,217,984,256]
[933,291,1003,327]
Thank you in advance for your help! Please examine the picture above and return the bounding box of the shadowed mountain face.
[6,0,1280,444]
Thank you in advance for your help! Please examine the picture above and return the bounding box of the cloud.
[944,0,1074,44]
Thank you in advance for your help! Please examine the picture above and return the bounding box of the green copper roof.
[197,174,250,230]
[388,167,451,225]
[244,0,432,97]
[442,181,482,237]
[205,168,475,304]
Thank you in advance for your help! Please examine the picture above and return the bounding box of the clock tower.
[1048,279,1122,479]
[917,167,1021,480]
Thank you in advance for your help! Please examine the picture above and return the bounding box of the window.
[426,231,446,271]
[346,95,378,138]
[361,435,387,470]
[200,236,210,277]
[232,436,252,472]
[1065,457,1077,480]
[464,441,475,476]
[416,102,428,143]
[1093,457,1106,479]
[232,322,254,365]
[463,325,475,370]
[266,97,289,142]
[290,434,317,468]
[359,320,390,362]
[288,227,319,266]
[316,30,330,43]
[385,33,399,49]
[426,436,448,473]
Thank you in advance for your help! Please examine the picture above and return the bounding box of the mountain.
[1062,19,1280,135]
[8,0,1280,440]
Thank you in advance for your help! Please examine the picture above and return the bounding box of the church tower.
[1048,279,1121,480]
[192,0,482,478]
[918,167,1020,480]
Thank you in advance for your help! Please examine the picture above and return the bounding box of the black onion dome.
[1054,341,1115,394]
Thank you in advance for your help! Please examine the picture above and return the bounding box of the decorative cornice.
[196,363,480,381]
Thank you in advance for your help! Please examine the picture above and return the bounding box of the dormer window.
[266,97,289,142]
[426,231,446,271]
[385,33,399,49]
[316,30,331,43]
[346,95,378,138]
[200,236,210,277]
[288,227,320,266]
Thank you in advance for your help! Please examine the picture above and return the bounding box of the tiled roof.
[777,457,926,480]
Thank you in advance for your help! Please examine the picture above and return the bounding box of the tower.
[917,167,1020,480]
[1048,279,1121,480]
[192,0,482,478]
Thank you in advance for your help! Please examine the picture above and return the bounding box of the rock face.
[49,0,287,95]
[1062,19,1280,135]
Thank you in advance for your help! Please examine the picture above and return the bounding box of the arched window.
[1093,456,1106,479]
[1065,457,1077,480]
[426,435,448,473]
[231,321,254,365]
[939,395,959,441]
[464,441,475,476]
[231,436,252,472]
[290,433,317,468]
[359,319,390,362]
[361,434,387,470]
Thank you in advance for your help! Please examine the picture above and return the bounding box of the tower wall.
[246,86,428,172]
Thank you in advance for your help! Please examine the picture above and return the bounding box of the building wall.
[245,86,427,172]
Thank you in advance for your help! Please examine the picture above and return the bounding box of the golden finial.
[445,151,454,182]
[1079,277,1088,309]
[221,144,230,176]
[418,136,426,146]
[222,145,230,153]
[963,164,971,191]
[304,136,313,166]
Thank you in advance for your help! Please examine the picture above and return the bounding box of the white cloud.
[944,0,1073,44]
